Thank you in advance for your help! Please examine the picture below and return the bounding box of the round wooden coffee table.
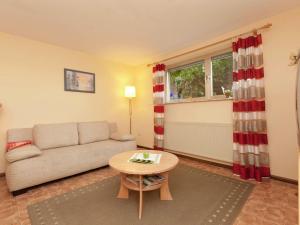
[109,150,179,219]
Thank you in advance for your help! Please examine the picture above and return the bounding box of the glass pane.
[212,52,233,96]
[168,61,205,100]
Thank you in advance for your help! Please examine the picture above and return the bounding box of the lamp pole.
[124,85,136,134]
[129,98,132,134]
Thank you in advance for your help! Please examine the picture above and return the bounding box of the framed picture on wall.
[64,68,95,93]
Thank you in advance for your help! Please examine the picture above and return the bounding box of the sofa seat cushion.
[6,145,42,163]
[33,123,78,150]
[110,132,135,141]
[5,140,136,191]
[78,121,110,144]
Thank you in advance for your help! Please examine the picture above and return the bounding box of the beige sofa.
[5,121,136,194]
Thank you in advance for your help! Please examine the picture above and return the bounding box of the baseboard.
[8,144,289,185]
[137,145,154,150]
[271,175,298,185]
[163,148,298,185]
[165,149,232,169]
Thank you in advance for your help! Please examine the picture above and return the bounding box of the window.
[166,51,232,103]
[211,52,233,96]
[168,61,205,101]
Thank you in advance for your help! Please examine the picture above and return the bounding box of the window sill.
[165,97,232,105]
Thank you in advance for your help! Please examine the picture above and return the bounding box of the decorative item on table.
[129,152,162,164]
[126,174,165,186]
[130,158,153,164]
[143,152,149,159]
[64,68,95,93]
[144,175,165,185]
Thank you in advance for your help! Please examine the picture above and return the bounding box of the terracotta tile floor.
[0,157,298,225]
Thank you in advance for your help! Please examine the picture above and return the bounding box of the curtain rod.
[147,23,272,67]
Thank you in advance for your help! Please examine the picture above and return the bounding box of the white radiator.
[164,121,233,163]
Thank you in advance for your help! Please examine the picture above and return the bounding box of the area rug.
[28,164,253,225]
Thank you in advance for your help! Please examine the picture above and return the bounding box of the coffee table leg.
[160,172,173,200]
[117,173,129,199]
[138,175,143,220]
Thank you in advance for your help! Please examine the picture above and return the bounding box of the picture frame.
[64,68,95,93]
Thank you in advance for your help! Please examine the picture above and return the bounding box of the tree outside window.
[167,51,233,102]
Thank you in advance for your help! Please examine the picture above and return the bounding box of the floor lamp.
[124,86,136,134]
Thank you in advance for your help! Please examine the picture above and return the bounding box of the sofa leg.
[12,189,28,196]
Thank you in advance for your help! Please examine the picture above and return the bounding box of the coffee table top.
[109,150,179,175]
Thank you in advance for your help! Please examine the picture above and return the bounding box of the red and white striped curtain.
[232,34,270,182]
[153,64,166,150]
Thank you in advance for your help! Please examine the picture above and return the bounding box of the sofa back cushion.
[7,128,33,142]
[78,121,109,144]
[33,123,78,150]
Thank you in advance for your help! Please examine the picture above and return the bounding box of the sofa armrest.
[110,132,135,141]
[108,122,118,134]
[6,145,42,163]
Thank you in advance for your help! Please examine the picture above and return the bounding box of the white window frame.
[165,49,232,104]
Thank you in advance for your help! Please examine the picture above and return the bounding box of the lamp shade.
[124,86,136,98]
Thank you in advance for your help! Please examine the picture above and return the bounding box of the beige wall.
[133,8,300,180]
[0,7,299,180]
[0,32,134,173]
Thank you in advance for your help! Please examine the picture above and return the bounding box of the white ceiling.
[0,0,299,65]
